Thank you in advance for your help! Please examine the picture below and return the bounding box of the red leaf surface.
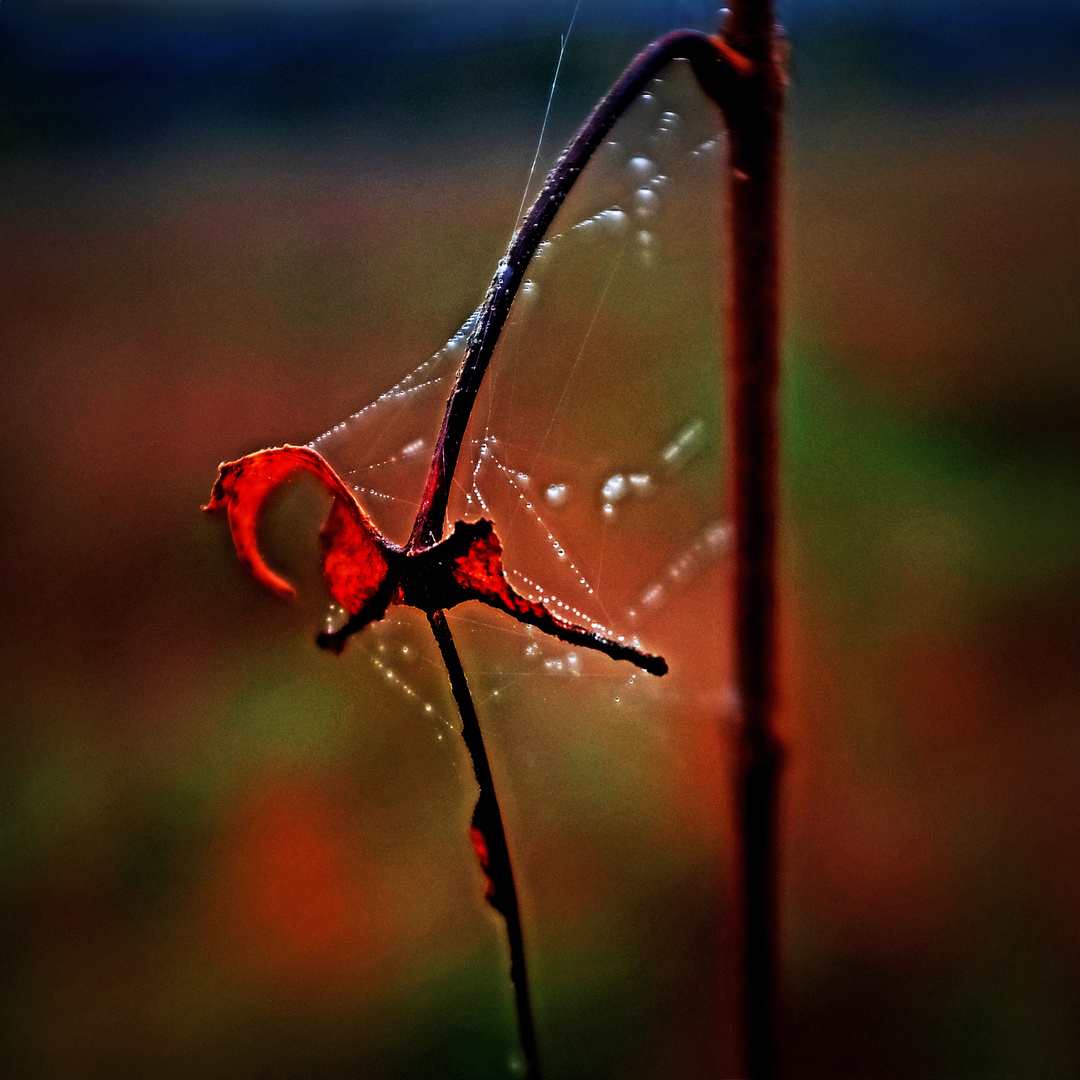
[203,445,391,611]
[205,445,666,675]
[468,825,497,905]
[448,521,668,675]
[452,524,585,630]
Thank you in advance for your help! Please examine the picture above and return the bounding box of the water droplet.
[602,474,629,502]
[634,187,658,218]
[627,156,654,179]
[704,521,733,553]
[545,483,569,506]
[628,473,653,495]
[602,207,627,230]
[662,419,705,468]
[521,280,538,301]
[324,602,349,634]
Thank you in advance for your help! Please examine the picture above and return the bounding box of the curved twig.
[395,28,759,1080]
[392,28,757,1080]
[407,29,746,553]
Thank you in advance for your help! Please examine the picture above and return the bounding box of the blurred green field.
[1,3,1078,1077]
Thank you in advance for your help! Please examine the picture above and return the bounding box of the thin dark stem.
[720,2,785,1078]
[407,29,739,553]
[401,20,781,1080]
[396,35,738,1080]
[428,609,540,1080]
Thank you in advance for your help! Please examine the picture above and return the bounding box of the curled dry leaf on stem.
[203,444,667,676]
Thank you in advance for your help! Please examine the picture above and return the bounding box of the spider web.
[306,63,732,735]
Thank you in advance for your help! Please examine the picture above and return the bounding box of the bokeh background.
[1,0,1078,1077]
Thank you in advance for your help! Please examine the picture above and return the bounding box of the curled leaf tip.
[200,462,230,513]
[204,450,308,601]
[205,444,391,610]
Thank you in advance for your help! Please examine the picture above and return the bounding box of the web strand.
[512,0,583,240]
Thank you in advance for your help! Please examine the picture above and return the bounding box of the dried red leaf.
[446,520,668,675]
[205,445,666,675]
[203,445,392,610]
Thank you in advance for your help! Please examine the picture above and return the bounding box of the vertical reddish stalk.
[722,2,785,1078]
